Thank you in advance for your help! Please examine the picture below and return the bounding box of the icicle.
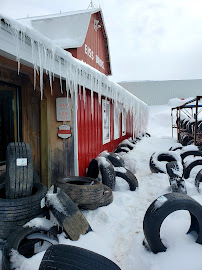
[37,42,44,99]
[58,57,63,94]
[90,75,93,118]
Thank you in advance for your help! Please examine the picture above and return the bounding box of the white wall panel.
[119,80,202,105]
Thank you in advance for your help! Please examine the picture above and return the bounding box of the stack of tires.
[178,116,202,148]
[0,142,47,240]
[56,176,113,211]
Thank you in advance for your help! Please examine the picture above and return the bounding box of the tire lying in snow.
[150,151,181,174]
[106,152,125,167]
[195,169,202,191]
[114,147,130,154]
[115,168,138,191]
[0,182,47,240]
[87,159,99,179]
[6,142,34,199]
[143,193,202,254]
[56,176,105,205]
[46,189,92,241]
[166,161,187,194]
[183,159,202,179]
[2,226,60,270]
[79,185,113,210]
[181,150,202,164]
[117,143,134,151]
[87,158,116,190]
[39,244,121,270]
[169,143,183,151]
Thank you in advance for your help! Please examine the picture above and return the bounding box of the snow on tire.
[183,159,202,179]
[181,150,202,164]
[2,226,60,270]
[46,188,92,241]
[143,193,202,254]
[6,142,34,199]
[87,157,116,191]
[115,168,138,191]
[150,151,181,174]
[39,244,121,270]
[169,143,183,151]
[114,147,130,154]
[166,161,187,194]
[106,152,125,167]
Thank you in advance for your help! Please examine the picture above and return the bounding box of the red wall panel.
[76,13,108,76]
[77,89,133,176]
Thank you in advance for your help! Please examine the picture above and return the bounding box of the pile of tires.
[87,151,138,193]
[143,192,202,253]
[56,176,113,211]
[0,143,47,240]
[150,143,202,193]
[114,134,150,154]
[178,116,202,148]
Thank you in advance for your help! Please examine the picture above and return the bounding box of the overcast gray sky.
[1,0,202,83]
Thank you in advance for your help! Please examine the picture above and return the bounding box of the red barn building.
[0,8,148,187]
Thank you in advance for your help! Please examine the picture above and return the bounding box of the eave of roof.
[18,8,112,75]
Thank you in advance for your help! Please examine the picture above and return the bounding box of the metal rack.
[171,96,202,145]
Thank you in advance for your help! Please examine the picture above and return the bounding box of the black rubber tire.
[47,190,92,241]
[183,159,202,179]
[181,151,202,163]
[180,135,193,146]
[0,182,47,239]
[87,159,99,179]
[6,142,34,199]
[39,244,121,270]
[106,152,125,167]
[118,143,134,150]
[114,147,129,154]
[195,169,202,191]
[166,161,182,178]
[1,170,40,186]
[99,161,116,190]
[79,185,113,210]
[2,226,60,270]
[169,178,187,194]
[56,176,105,205]
[169,143,183,151]
[115,169,138,191]
[87,158,116,190]
[150,152,181,174]
[143,193,202,254]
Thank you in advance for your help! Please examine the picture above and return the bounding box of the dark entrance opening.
[0,82,21,165]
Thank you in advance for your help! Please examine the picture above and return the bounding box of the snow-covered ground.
[3,99,202,270]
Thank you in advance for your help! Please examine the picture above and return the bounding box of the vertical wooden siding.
[77,89,133,176]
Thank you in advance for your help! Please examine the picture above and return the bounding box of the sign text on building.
[56,98,71,121]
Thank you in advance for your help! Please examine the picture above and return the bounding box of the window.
[102,99,110,144]
[122,108,126,136]
[114,104,120,139]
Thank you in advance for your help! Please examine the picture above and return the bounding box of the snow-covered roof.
[18,9,99,49]
[0,12,149,136]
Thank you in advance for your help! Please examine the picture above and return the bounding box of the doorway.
[0,83,21,165]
